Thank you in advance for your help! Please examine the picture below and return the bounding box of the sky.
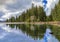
[0,0,59,21]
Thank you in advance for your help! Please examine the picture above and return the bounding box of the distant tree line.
[6,1,60,22]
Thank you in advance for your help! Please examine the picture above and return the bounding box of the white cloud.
[0,0,16,5]
[44,0,59,16]
[32,0,43,7]
[1,10,23,20]
[5,0,16,4]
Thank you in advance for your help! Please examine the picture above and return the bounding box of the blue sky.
[0,0,59,21]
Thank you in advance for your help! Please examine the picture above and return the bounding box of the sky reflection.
[0,24,59,42]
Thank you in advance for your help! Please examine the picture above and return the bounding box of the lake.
[0,24,60,42]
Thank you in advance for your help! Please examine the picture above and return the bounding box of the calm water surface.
[0,24,60,42]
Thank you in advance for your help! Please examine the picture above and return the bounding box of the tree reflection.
[7,24,60,41]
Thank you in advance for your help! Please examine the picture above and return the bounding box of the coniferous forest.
[6,1,60,22]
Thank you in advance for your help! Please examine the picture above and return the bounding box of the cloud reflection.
[0,24,24,39]
[41,28,59,42]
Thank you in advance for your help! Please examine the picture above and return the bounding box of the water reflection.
[43,28,59,42]
[8,24,47,39]
[0,24,60,42]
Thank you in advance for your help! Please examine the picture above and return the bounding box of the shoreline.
[0,22,60,27]
[0,21,60,24]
